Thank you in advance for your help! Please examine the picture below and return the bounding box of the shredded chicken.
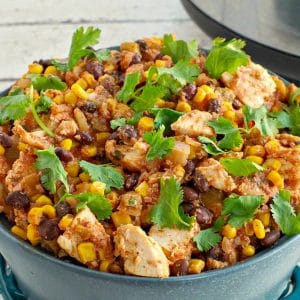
[221,62,276,108]
[55,119,78,137]
[171,110,214,138]
[197,158,236,192]
[114,224,169,278]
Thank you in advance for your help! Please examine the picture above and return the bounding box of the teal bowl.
[0,65,300,300]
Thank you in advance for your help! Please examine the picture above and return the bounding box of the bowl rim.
[0,53,299,283]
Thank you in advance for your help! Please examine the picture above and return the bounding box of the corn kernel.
[65,161,80,177]
[76,182,91,193]
[155,98,166,108]
[247,145,266,157]
[257,212,270,227]
[44,65,58,76]
[193,87,206,104]
[79,172,90,182]
[96,132,110,145]
[111,211,131,227]
[60,138,73,151]
[78,242,96,263]
[188,259,205,274]
[27,224,40,246]
[42,205,56,219]
[223,110,235,122]
[264,140,280,154]
[155,60,167,67]
[53,94,64,104]
[176,101,191,113]
[100,260,114,272]
[120,42,139,53]
[81,145,97,157]
[201,84,214,95]
[263,159,281,171]
[76,78,88,90]
[222,101,233,110]
[18,142,28,152]
[174,165,185,179]
[267,170,284,189]
[32,194,42,202]
[98,249,107,261]
[36,195,52,206]
[64,91,77,105]
[242,245,255,257]
[244,222,254,236]
[81,72,97,88]
[0,145,5,155]
[27,207,44,225]
[246,155,264,165]
[272,76,287,100]
[28,63,43,74]
[106,191,119,209]
[89,181,106,195]
[138,117,154,132]
[58,214,74,230]
[222,224,237,239]
[71,83,88,100]
[253,219,266,239]
[135,181,149,197]
[11,225,27,240]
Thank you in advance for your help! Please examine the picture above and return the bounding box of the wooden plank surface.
[0,0,211,91]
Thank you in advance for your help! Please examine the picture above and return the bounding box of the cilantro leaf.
[0,93,30,125]
[116,72,141,103]
[205,37,249,79]
[68,27,101,70]
[110,118,127,129]
[271,104,300,136]
[157,59,201,86]
[198,136,225,156]
[220,158,265,177]
[35,93,52,113]
[79,160,124,192]
[93,49,111,62]
[208,117,243,150]
[143,126,175,160]
[51,59,68,72]
[35,146,69,193]
[162,34,199,63]
[193,228,222,252]
[149,177,194,229]
[243,105,278,136]
[150,108,183,132]
[271,190,300,235]
[74,192,112,220]
[131,84,166,113]
[29,75,67,91]
[222,194,264,227]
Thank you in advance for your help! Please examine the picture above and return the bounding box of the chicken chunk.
[221,62,276,108]
[114,224,169,278]
[57,206,113,267]
[197,158,236,192]
[171,110,214,138]
[13,123,52,149]
[105,140,148,172]
[55,119,78,137]
[149,223,199,263]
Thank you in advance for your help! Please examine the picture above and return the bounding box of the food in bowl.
[0,27,299,279]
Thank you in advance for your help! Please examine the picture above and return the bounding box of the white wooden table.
[0,0,211,91]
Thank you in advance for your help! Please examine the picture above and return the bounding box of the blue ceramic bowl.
[0,69,300,300]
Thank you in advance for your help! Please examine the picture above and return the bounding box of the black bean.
[183,186,199,202]
[56,202,72,219]
[0,131,13,148]
[170,259,189,276]
[38,219,61,241]
[208,99,222,113]
[181,202,196,215]
[130,54,141,65]
[125,173,139,190]
[182,83,197,101]
[5,191,30,209]
[115,125,137,145]
[75,131,94,145]
[232,99,242,110]
[193,170,209,193]
[249,236,262,250]
[260,230,281,248]
[135,39,148,52]
[207,245,225,261]
[85,60,104,80]
[100,76,116,95]
[33,59,52,68]
[55,147,73,163]
[81,102,97,113]
[155,52,164,60]
[184,160,196,177]
[195,206,213,228]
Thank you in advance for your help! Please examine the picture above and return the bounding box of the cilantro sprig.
[271,190,300,235]
[143,126,175,160]
[29,75,67,91]
[150,108,183,132]
[205,37,249,79]
[149,177,194,229]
